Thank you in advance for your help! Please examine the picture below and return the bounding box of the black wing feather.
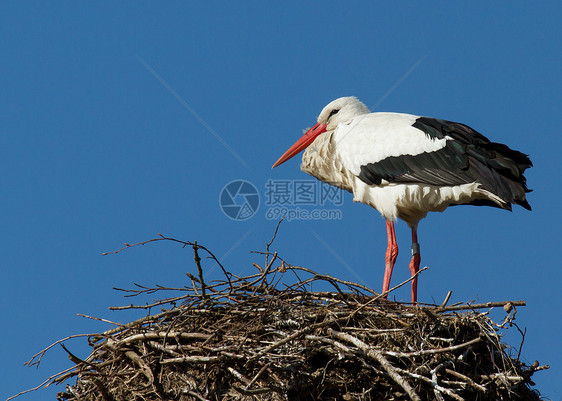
[358,117,532,210]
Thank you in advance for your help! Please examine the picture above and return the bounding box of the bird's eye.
[328,109,340,119]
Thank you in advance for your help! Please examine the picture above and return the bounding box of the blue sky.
[2,2,560,400]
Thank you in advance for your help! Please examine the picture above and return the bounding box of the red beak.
[272,122,328,168]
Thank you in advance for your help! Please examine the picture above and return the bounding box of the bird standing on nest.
[272,96,532,303]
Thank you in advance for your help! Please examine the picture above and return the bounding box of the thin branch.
[444,369,487,392]
[6,366,76,401]
[385,337,481,358]
[441,291,453,307]
[102,234,232,291]
[432,300,526,312]
[115,331,212,346]
[108,294,189,310]
[24,334,98,368]
[193,241,206,299]
[76,314,121,326]
[395,366,465,401]
[328,328,421,401]
[265,218,284,267]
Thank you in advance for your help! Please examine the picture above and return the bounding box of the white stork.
[272,97,532,303]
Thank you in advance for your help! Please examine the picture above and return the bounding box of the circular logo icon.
[219,180,260,220]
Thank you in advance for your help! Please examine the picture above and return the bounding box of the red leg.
[409,225,421,304]
[382,220,398,299]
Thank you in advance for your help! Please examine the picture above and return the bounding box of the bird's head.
[317,96,370,131]
[272,96,370,168]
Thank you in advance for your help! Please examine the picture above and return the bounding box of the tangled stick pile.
[15,232,548,401]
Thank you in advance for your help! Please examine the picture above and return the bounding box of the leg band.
[411,242,420,256]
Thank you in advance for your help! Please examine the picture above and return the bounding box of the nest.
[14,231,548,401]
